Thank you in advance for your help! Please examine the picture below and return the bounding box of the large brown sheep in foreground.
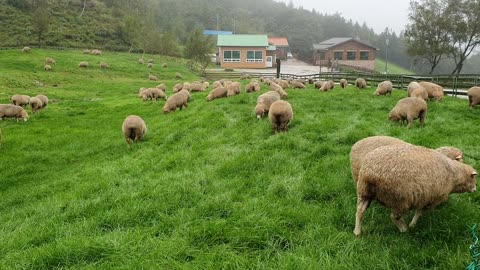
[122,115,147,145]
[268,100,293,133]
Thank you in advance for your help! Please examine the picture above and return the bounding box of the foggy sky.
[274,0,410,34]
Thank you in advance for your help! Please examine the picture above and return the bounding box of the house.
[268,37,290,60]
[313,37,378,71]
[217,34,276,69]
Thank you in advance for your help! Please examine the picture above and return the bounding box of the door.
[266,56,273,68]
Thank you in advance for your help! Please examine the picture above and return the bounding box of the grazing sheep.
[156,84,167,92]
[0,104,29,122]
[340,79,348,88]
[175,72,182,79]
[138,59,144,64]
[226,82,241,96]
[35,94,48,108]
[245,82,260,93]
[179,89,191,102]
[292,81,306,89]
[269,83,288,98]
[139,88,152,101]
[190,82,206,92]
[149,74,158,81]
[91,49,102,55]
[411,87,429,101]
[83,49,91,54]
[308,78,315,84]
[268,100,293,133]
[122,115,147,145]
[223,80,233,88]
[22,46,30,53]
[355,78,367,89]
[202,82,210,90]
[11,95,30,107]
[319,80,334,92]
[148,59,154,64]
[240,74,251,80]
[354,144,477,236]
[389,97,427,128]
[255,91,281,119]
[407,81,421,97]
[374,81,393,96]
[212,81,222,89]
[78,61,89,68]
[163,93,188,113]
[147,63,153,68]
[435,146,464,162]
[277,80,290,89]
[150,88,167,101]
[173,83,183,93]
[206,87,228,102]
[182,82,191,92]
[44,64,52,71]
[162,63,168,68]
[467,87,480,108]
[45,58,56,65]
[100,62,109,69]
[314,81,325,89]
[418,81,444,101]
[29,97,43,114]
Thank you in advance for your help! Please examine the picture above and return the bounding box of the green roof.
[217,35,269,47]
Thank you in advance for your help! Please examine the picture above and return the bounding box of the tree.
[405,0,454,74]
[184,28,214,72]
[31,0,50,47]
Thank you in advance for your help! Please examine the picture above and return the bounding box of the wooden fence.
[203,70,480,97]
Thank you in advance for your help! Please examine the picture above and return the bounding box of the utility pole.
[385,29,389,74]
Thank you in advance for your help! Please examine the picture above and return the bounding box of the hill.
[0,48,479,269]
[375,58,414,74]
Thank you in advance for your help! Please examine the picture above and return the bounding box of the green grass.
[0,48,479,269]
[376,58,414,75]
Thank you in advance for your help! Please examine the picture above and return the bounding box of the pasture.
[0,48,479,269]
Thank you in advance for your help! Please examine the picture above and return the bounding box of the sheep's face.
[255,104,267,119]
[388,113,400,122]
[21,111,29,121]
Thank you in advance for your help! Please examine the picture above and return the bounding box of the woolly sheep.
[277,80,290,89]
[173,83,183,93]
[308,78,315,84]
[418,81,444,101]
[83,49,91,54]
[389,97,427,127]
[355,78,367,89]
[175,72,182,79]
[147,63,153,68]
[354,144,477,236]
[407,81,421,97]
[100,62,109,69]
[162,63,168,68]
[44,64,52,71]
[206,87,228,102]
[269,83,288,98]
[163,92,188,113]
[11,94,30,107]
[226,82,241,96]
[292,81,306,89]
[467,87,480,108]
[223,80,233,88]
[91,49,102,55]
[122,115,147,145]
[268,100,293,133]
[319,80,334,92]
[202,82,210,89]
[22,46,30,53]
[340,79,348,88]
[148,59,154,63]
[0,104,29,122]
[149,74,158,81]
[245,82,260,93]
[435,146,464,162]
[78,61,89,68]
[182,82,191,91]
[190,82,206,92]
[138,59,144,64]
[45,58,56,65]
[156,84,167,92]
[374,81,393,96]
[150,88,167,101]
[411,87,428,101]
[255,91,281,119]
[212,81,222,89]
[29,97,43,114]
[314,81,325,89]
[240,74,251,80]
[35,94,48,108]
[179,89,191,102]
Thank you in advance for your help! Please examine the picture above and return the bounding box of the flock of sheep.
[11,48,480,237]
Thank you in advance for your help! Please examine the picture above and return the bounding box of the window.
[223,50,241,62]
[319,51,325,60]
[360,51,369,60]
[246,50,263,62]
[334,51,343,60]
[347,51,356,60]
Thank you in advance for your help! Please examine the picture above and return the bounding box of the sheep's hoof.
[353,229,361,236]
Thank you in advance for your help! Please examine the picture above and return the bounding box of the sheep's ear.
[456,155,463,160]
[472,171,478,177]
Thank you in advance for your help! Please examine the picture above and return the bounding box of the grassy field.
[0,48,479,269]
[376,58,414,75]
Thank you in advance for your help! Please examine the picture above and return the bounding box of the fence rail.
[203,70,479,97]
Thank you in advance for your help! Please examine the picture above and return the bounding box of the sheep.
[44,64,52,71]
[83,49,91,54]
[411,87,429,101]
[91,49,102,55]
[138,59,144,64]
[190,82,206,92]
[223,80,233,88]
[182,82,191,92]
[139,88,152,101]
[276,80,290,89]
[245,83,256,93]
[374,81,393,96]
[202,82,210,90]
[175,72,182,79]
[206,87,228,102]
[179,89,191,102]
[0,104,29,122]
[467,86,480,108]
[122,115,147,145]
[292,81,306,89]
[255,91,281,119]
[156,84,167,92]
[355,78,367,89]
[226,82,241,96]
[45,58,56,65]
[78,61,89,68]
[173,83,183,93]
[35,94,48,108]
[163,92,188,113]
[100,62,109,69]
[308,78,315,84]
[340,79,348,88]
[351,136,467,186]
[389,97,427,128]
[319,80,334,92]
[240,74,251,80]
[150,88,167,101]
[269,83,288,98]
[148,59,154,64]
[162,63,168,68]
[418,81,444,101]
[407,81,421,97]
[314,81,325,89]
[11,94,30,107]
[22,46,31,53]
[147,63,153,68]
[268,100,293,133]
[353,144,477,236]
[29,97,43,114]
[149,74,158,81]
[212,81,222,89]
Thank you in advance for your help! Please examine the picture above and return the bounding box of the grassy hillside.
[376,58,414,75]
[0,48,479,269]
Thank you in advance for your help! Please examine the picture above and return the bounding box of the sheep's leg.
[409,209,422,228]
[354,197,370,236]
[406,115,413,128]
[125,137,131,145]
[419,110,426,127]
[390,211,408,232]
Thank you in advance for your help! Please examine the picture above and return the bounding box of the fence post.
[276,59,281,79]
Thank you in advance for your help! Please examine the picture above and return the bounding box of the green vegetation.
[1,49,479,269]
[376,58,414,75]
